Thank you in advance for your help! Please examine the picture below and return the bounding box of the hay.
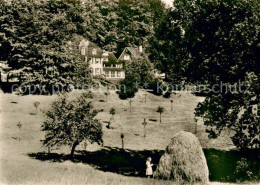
[154,131,209,184]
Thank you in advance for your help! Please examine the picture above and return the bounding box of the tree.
[153,0,260,150]
[0,0,166,94]
[128,99,133,113]
[33,101,40,115]
[144,91,148,104]
[156,106,164,124]
[41,92,103,160]
[120,133,125,150]
[17,121,22,141]
[142,118,148,138]
[108,107,116,129]
[0,0,92,94]
[118,58,154,99]
[104,91,110,103]
[170,99,173,112]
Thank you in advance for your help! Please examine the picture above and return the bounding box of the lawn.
[0,89,259,185]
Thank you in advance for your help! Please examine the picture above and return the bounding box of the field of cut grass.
[0,90,259,185]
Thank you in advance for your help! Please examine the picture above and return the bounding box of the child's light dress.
[146,161,153,176]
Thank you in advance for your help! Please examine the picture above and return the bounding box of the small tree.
[120,133,124,149]
[108,107,116,129]
[194,118,198,134]
[144,91,147,104]
[142,118,148,138]
[156,106,165,124]
[128,99,133,113]
[170,100,173,112]
[33,101,40,115]
[41,93,103,161]
[17,121,22,141]
[104,91,110,103]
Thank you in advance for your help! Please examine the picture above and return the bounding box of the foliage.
[118,57,154,99]
[0,0,93,94]
[156,106,164,114]
[109,107,116,117]
[234,158,254,182]
[156,106,164,123]
[17,121,22,129]
[0,0,166,94]
[107,107,116,129]
[41,92,103,159]
[104,91,110,102]
[33,101,40,114]
[152,0,260,150]
[17,121,22,141]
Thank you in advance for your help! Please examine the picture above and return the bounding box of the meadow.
[0,89,259,185]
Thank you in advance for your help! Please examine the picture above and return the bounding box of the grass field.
[0,89,259,185]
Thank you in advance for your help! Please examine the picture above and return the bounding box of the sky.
[162,0,174,7]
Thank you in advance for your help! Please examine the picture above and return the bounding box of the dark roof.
[79,39,103,58]
[74,35,104,58]
[86,46,103,58]
[108,52,117,62]
[125,47,144,59]
[118,47,148,62]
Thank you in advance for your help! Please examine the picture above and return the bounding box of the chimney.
[139,45,143,53]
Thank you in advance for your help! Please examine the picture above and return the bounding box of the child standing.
[146,157,154,178]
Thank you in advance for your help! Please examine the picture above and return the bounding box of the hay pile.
[154,131,209,184]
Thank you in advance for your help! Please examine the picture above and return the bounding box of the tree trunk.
[70,140,79,161]
[160,113,162,124]
[144,125,146,138]
[121,139,124,149]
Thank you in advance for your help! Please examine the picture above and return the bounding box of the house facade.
[103,52,125,80]
[78,39,125,81]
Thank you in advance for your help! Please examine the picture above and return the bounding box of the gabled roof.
[125,47,144,59]
[118,47,148,62]
[74,35,104,58]
[108,52,117,62]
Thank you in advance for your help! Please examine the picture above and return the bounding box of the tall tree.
[118,57,154,99]
[153,0,260,150]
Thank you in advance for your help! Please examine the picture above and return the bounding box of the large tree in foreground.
[152,0,260,150]
[41,92,103,160]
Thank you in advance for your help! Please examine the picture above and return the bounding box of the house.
[79,39,104,76]
[78,39,125,81]
[103,52,125,80]
[118,46,165,79]
[117,46,147,62]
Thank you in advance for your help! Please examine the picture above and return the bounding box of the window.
[92,49,97,55]
[124,54,130,60]
[111,71,115,77]
[117,71,121,77]
[105,71,109,77]
[81,47,85,55]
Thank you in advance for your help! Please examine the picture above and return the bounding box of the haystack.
[154,131,209,184]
